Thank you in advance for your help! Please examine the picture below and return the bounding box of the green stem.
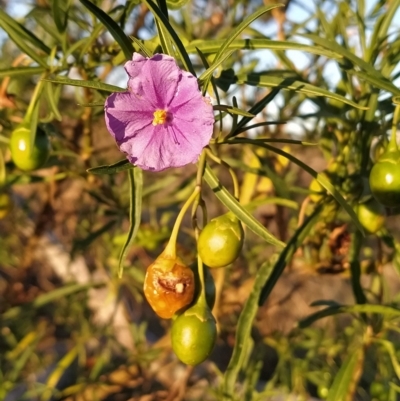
[197,254,207,302]
[206,148,240,199]
[192,149,207,231]
[388,103,400,152]
[24,75,46,124]
[196,149,207,186]
[163,185,201,258]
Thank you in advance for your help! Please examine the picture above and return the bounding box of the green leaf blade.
[204,165,285,249]
[79,0,134,61]
[118,168,143,277]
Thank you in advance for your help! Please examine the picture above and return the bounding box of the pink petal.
[126,54,180,108]
[105,92,154,144]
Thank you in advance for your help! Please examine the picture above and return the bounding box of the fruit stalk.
[163,185,201,259]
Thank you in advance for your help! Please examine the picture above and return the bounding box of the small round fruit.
[10,125,50,171]
[171,308,217,365]
[143,254,195,319]
[0,192,12,219]
[356,198,385,234]
[198,214,244,268]
[369,150,400,207]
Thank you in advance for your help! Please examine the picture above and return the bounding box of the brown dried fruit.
[144,254,195,319]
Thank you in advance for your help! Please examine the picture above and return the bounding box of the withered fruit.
[143,254,195,319]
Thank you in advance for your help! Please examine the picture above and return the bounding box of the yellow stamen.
[152,109,168,126]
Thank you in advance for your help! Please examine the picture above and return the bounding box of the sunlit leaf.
[204,165,285,249]
[43,76,125,93]
[87,159,133,175]
[327,346,364,401]
[259,205,322,306]
[223,258,276,398]
[118,167,143,277]
[79,0,134,61]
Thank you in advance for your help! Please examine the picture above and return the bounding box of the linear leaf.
[0,23,48,68]
[0,9,52,55]
[186,38,343,60]
[0,66,46,78]
[2,283,100,320]
[231,73,368,110]
[87,159,133,175]
[118,168,143,277]
[144,0,195,75]
[43,76,125,93]
[53,0,71,33]
[327,346,364,401]
[213,105,255,117]
[348,69,400,96]
[223,258,275,399]
[204,165,285,249]
[230,139,365,235]
[367,0,400,63]
[211,5,283,67]
[79,0,134,61]
[299,304,400,328]
[258,205,322,306]
[44,81,62,121]
[299,33,393,85]
[229,88,281,138]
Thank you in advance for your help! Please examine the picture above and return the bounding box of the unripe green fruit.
[356,198,385,234]
[197,214,244,268]
[171,305,217,365]
[369,150,400,208]
[10,125,50,171]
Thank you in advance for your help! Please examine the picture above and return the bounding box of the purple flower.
[104,53,214,172]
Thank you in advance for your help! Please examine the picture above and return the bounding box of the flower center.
[152,109,168,126]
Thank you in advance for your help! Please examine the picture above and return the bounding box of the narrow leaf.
[87,159,133,175]
[144,0,195,75]
[118,168,143,277]
[230,139,365,235]
[43,76,125,93]
[79,0,134,61]
[186,38,343,60]
[232,73,368,110]
[212,5,283,67]
[52,0,71,33]
[327,346,364,401]
[299,304,400,328]
[213,105,255,117]
[0,66,46,78]
[0,24,48,68]
[204,165,285,249]
[348,69,400,96]
[0,9,52,55]
[258,205,322,306]
[223,259,275,398]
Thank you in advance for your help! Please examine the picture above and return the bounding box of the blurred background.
[1,0,400,400]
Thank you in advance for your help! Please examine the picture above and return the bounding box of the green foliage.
[1,0,400,400]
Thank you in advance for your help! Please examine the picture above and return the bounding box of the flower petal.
[126,54,180,108]
[104,53,215,171]
[130,125,204,171]
[105,92,154,144]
